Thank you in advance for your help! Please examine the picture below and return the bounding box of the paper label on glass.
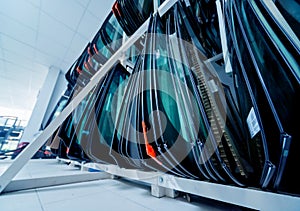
[246,107,260,138]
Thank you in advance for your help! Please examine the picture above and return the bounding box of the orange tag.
[142,121,162,165]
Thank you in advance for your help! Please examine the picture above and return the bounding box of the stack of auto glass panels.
[45,0,299,196]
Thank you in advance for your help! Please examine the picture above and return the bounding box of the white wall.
[21,66,62,143]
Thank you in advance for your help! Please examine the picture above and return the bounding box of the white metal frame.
[1,0,300,210]
[82,162,300,211]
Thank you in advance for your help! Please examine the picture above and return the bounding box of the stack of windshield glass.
[224,0,299,194]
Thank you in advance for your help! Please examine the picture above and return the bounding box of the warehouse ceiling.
[0,0,115,124]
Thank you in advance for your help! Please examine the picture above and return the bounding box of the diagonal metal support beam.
[0,0,178,194]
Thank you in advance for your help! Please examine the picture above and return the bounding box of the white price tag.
[246,107,260,138]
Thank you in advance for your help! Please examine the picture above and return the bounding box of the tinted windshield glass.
[275,0,300,38]
[103,15,124,52]
[237,0,299,131]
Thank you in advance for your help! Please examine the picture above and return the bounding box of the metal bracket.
[151,184,179,198]
[204,53,223,64]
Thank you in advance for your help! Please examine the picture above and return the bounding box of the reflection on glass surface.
[181,0,222,57]
[92,12,124,70]
[275,0,300,39]
[113,0,153,36]
[74,63,130,165]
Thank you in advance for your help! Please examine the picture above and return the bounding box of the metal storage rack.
[0,0,299,210]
